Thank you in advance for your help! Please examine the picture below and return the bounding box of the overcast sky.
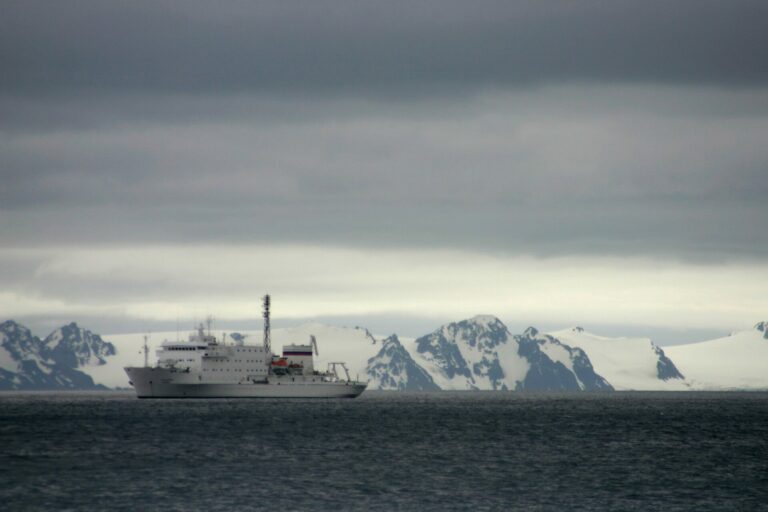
[1,1,767,342]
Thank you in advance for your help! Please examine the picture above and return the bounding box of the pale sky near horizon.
[1,1,767,343]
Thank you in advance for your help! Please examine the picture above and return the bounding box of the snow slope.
[664,322,768,390]
[549,327,689,391]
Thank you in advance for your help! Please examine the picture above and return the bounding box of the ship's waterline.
[125,367,366,398]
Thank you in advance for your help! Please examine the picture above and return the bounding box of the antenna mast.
[262,294,271,354]
[143,334,150,368]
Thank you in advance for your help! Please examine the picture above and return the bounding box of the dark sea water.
[1,391,767,511]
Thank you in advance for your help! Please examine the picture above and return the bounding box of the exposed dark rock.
[366,335,440,391]
[654,345,685,380]
[44,322,116,368]
[516,329,613,391]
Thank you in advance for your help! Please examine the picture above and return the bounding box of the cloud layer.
[2,1,767,95]
[2,245,766,331]
[1,2,766,332]
[2,87,766,259]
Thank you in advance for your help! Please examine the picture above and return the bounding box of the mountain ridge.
[0,320,107,390]
[2,318,767,391]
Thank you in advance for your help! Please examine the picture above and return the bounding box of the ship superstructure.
[124,296,367,398]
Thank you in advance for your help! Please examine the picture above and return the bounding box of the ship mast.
[262,294,271,354]
[143,334,150,367]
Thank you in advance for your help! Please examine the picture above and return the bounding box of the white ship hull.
[125,367,366,398]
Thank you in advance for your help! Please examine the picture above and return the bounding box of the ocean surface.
[1,391,767,511]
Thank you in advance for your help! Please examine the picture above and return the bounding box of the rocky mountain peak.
[0,320,105,390]
[377,334,403,354]
[468,315,505,330]
[1,320,45,361]
[522,326,540,338]
[366,334,439,391]
[514,330,612,391]
[453,316,511,348]
[1,319,34,338]
[44,322,116,368]
[414,316,516,387]
[1,319,22,333]
[653,345,685,380]
[754,321,768,339]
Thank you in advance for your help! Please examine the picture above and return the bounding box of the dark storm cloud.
[1,0,767,97]
[1,1,767,262]
[1,83,767,259]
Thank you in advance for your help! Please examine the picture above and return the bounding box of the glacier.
[664,322,768,390]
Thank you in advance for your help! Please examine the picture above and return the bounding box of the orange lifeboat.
[270,356,289,375]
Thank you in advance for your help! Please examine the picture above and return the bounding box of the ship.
[124,295,367,398]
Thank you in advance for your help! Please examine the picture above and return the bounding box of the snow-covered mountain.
[5,317,768,391]
[407,316,516,390]
[0,320,107,390]
[548,327,689,391]
[522,327,613,391]
[403,316,612,391]
[664,322,768,390]
[45,322,116,368]
[366,334,440,391]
